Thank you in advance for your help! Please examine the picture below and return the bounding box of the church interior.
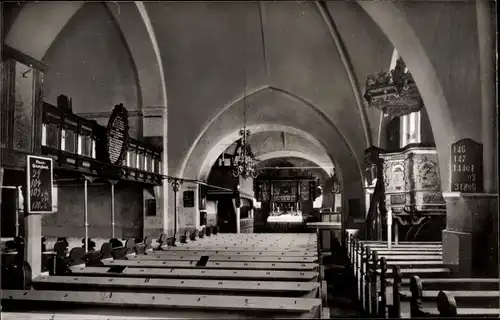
[0,1,498,318]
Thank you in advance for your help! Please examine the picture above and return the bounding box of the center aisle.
[322,237,364,318]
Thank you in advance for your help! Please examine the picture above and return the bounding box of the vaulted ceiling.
[3,1,395,198]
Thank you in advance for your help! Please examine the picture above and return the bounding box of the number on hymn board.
[450,139,483,193]
[27,155,53,213]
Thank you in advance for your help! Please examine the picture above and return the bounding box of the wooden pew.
[128,254,317,263]
[141,249,317,257]
[348,238,452,317]
[402,275,500,318]
[1,290,323,319]
[32,275,321,298]
[159,246,317,252]
[101,259,318,271]
[69,265,320,281]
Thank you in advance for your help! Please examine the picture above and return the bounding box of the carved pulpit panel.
[380,146,445,224]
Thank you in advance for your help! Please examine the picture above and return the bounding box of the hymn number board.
[27,155,53,213]
[450,139,483,193]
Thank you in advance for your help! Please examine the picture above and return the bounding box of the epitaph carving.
[106,104,129,165]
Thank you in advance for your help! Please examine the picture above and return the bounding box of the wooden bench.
[32,275,321,298]
[128,254,317,263]
[160,246,317,252]
[69,265,319,281]
[101,259,319,271]
[399,275,500,318]
[144,249,317,257]
[1,289,324,319]
[347,236,452,317]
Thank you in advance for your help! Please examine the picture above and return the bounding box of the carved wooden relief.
[411,153,441,191]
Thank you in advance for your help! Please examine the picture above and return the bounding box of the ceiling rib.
[314,1,373,147]
[258,1,270,82]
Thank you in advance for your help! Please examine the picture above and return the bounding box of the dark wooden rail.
[41,102,163,185]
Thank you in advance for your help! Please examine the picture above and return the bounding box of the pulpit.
[379,145,446,247]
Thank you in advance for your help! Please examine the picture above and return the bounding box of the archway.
[358,1,455,189]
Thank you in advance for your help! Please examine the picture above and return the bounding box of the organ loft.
[0,1,498,319]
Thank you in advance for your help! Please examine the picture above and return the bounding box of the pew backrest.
[109,238,123,249]
[143,236,153,250]
[53,242,68,258]
[436,290,458,317]
[100,243,113,259]
[69,247,86,266]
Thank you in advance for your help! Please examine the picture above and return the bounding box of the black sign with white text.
[27,155,53,213]
[450,139,483,193]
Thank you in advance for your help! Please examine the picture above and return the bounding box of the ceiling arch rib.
[179,87,365,206]
[177,86,363,188]
[255,150,334,177]
[315,1,372,147]
[197,124,343,185]
[223,130,334,175]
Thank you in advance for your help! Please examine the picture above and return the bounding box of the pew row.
[32,275,321,298]
[145,249,317,257]
[1,290,324,319]
[395,275,500,318]
[69,265,320,281]
[101,259,318,271]
[129,253,317,263]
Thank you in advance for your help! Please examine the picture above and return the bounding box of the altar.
[267,212,305,223]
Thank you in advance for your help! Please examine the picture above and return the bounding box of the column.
[442,193,497,277]
[179,181,199,237]
[236,205,241,234]
[143,186,163,238]
[477,0,496,193]
[22,185,41,279]
[441,1,498,278]
[142,106,168,237]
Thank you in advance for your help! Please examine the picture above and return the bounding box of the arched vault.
[5,1,167,112]
[180,86,365,204]
[255,150,334,177]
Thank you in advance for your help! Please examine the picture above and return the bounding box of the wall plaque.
[27,155,53,213]
[300,181,310,201]
[106,104,129,165]
[183,190,195,208]
[450,139,483,193]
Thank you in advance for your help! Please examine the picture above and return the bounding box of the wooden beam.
[2,45,48,72]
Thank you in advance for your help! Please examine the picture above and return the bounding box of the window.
[145,199,156,216]
[390,49,422,148]
[129,150,137,168]
[79,126,93,157]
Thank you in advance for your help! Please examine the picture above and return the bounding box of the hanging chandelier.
[232,14,258,180]
[232,127,258,179]
[363,58,423,118]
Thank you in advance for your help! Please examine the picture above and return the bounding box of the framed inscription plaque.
[106,104,129,165]
[183,190,195,208]
[450,139,483,193]
[27,155,53,213]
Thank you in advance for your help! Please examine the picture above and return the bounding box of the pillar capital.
[142,106,167,117]
[142,106,167,138]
